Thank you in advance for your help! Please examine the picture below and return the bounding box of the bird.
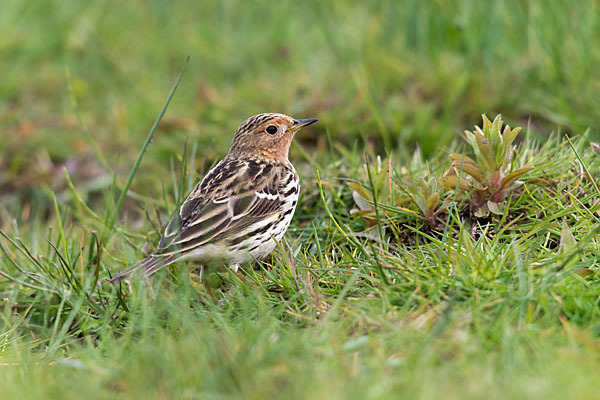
[109,113,317,283]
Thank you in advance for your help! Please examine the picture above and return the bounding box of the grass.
[2,0,600,399]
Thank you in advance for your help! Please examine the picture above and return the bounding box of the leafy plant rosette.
[440,115,533,217]
[348,155,448,230]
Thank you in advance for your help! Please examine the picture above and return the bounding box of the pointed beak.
[290,118,318,132]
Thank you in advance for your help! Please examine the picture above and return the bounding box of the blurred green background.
[1,0,600,199]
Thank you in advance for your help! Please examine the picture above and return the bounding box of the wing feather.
[152,158,286,258]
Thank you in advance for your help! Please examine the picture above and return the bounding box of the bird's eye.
[266,125,278,135]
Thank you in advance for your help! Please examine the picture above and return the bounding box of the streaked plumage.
[109,113,317,283]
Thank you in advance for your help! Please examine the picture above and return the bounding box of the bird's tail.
[109,253,177,283]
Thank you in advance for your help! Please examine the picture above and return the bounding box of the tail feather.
[109,254,176,283]
[143,254,179,277]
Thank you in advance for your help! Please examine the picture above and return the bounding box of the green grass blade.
[103,56,190,243]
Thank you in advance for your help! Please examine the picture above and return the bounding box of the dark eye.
[266,125,278,135]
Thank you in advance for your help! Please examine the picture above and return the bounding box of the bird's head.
[228,113,318,162]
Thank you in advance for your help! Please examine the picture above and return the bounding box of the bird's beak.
[290,118,318,132]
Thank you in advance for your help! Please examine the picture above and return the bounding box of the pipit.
[110,113,317,283]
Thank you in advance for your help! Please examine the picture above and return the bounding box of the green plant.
[440,114,533,217]
[396,177,447,228]
[348,155,393,229]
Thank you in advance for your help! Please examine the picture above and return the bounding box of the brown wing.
[153,157,285,257]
